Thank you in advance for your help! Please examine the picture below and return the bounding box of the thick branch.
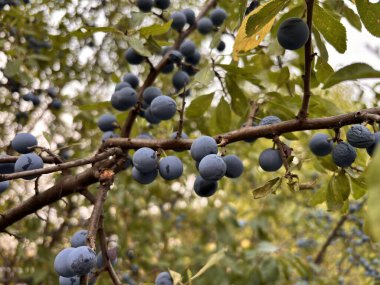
[0,148,122,182]
[120,0,217,138]
[297,0,315,120]
[0,152,121,231]
[108,108,380,150]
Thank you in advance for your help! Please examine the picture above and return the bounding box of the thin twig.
[176,86,187,139]
[212,58,228,97]
[297,0,316,120]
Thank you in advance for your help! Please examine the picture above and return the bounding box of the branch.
[87,170,114,249]
[120,0,218,138]
[176,87,187,139]
[0,152,121,231]
[314,214,348,264]
[297,0,315,120]
[107,108,380,150]
[0,148,122,182]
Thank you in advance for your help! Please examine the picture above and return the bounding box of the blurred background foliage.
[0,0,379,284]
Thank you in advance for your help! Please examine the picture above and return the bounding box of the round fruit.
[332,142,357,168]
[143,87,162,104]
[210,8,227,27]
[51,98,62,110]
[150,95,177,120]
[223,155,244,178]
[161,62,175,74]
[197,17,214,35]
[11,133,38,153]
[199,154,226,181]
[54,248,76,277]
[309,133,333,156]
[159,156,183,180]
[154,0,170,10]
[170,12,187,32]
[67,246,96,276]
[216,40,226,52]
[122,73,140,89]
[0,155,15,174]
[136,0,153,12]
[133,147,158,173]
[366,132,380,156]
[277,18,310,50]
[185,50,201,65]
[101,131,120,143]
[145,108,161,124]
[70,230,88,248]
[14,153,44,180]
[132,167,158,184]
[115,81,132,91]
[259,116,282,126]
[168,50,184,63]
[172,70,189,90]
[59,276,80,285]
[0,181,10,194]
[259,149,283,172]
[179,40,196,57]
[182,8,196,25]
[111,87,138,111]
[125,48,144,65]
[97,114,117,132]
[194,176,218,197]
[346,124,375,148]
[155,272,173,285]
[190,136,218,162]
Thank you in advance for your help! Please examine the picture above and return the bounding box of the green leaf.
[168,270,182,285]
[350,176,367,199]
[324,63,380,89]
[326,175,344,211]
[191,248,227,281]
[127,37,152,57]
[367,146,380,241]
[225,75,248,116]
[215,97,231,133]
[309,187,327,206]
[186,94,214,118]
[4,59,21,77]
[194,67,215,87]
[356,0,380,37]
[252,177,282,199]
[313,29,329,60]
[313,4,347,53]
[260,257,279,283]
[139,20,173,37]
[79,101,111,111]
[245,0,289,36]
[342,5,362,31]
[315,57,334,84]
[335,171,351,201]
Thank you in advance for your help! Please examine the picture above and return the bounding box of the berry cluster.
[309,125,379,168]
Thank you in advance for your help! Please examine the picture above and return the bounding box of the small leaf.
[315,57,334,84]
[350,176,367,199]
[127,37,152,57]
[356,0,380,37]
[79,101,111,111]
[309,187,327,206]
[186,94,214,118]
[342,5,362,31]
[324,63,380,89]
[335,170,351,201]
[252,177,282,199]
[215,97,231,133]
[194,67,214,87]
[313,4,347,53]
[139,20,173,37]
[326,175,344,211]
[233,0,289,60]
[225,75,248,116]
[168,270,182,285]
[191,248,227,281]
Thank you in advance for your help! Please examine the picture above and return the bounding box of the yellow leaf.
[233,2,276,60]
